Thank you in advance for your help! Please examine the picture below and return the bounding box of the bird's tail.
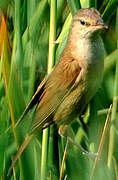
[7,134,34,176]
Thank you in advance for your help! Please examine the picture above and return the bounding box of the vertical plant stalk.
[40,0,57,179]
[27,0,37,102]
[8,0,26,178]
[107,7,118,168]
[47,1,57,73]
[12,0,22,139]
[89,0,97,8]
[67,0,79,15]
[0,6,25,179]
[80,0,89,8]
[14,0,23,75]
[80,0,97,8]
[59,139,68,180]
[90,104,112,179]
[15,0,22,53]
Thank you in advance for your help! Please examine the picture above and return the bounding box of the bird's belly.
[54,61,103,125]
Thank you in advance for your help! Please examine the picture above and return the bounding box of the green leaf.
[102,0,118,21]
[67,0,80,15]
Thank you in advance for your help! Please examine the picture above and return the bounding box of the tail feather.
[7,134,34,176]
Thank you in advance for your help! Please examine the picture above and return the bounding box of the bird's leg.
[58,125,98,158]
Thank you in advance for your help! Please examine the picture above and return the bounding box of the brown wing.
[31,57,81,133]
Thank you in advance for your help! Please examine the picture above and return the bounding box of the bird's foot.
[58,125,99,159]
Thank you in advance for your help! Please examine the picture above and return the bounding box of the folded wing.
[31,57,81,133]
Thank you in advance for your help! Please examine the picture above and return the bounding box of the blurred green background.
[0,0,118,179]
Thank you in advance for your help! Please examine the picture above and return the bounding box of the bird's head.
[71,8,108,38]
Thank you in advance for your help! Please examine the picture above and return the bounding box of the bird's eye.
[79,19,90,26]
[80,20,86,25]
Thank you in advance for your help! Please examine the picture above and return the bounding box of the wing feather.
[31,57,81,133]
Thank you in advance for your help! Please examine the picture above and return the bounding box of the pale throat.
[70,33,105,68]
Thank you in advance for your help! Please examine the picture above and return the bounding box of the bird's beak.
[96,22,108,29]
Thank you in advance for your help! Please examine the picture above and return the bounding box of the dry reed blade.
[59,139,68,180]
[90,104,112,179]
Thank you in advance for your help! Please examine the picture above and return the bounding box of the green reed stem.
[107,7,118,168]
[40,0,57,179]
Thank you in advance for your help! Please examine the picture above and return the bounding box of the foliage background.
[0,0,118,179]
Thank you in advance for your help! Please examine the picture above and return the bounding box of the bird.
[8,7,108,175]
